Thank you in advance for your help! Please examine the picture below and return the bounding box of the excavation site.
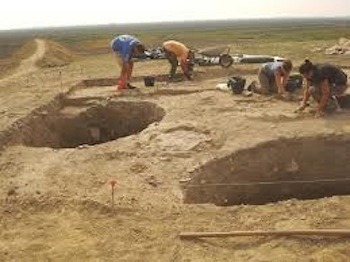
[23,99,165,149]
[183,135,350,205]
[1,22,350,261]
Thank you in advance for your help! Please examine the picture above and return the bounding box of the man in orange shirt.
[162,40,195,81]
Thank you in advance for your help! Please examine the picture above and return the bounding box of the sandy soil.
[0,39,46,84]
[1,49,350,261]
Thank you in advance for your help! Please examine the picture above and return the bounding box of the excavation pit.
[77,66,257,89]
[183,135,350,206]
[23,101,165,149]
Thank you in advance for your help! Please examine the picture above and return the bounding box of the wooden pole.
[111,188,114,206]
[179,230,350,239]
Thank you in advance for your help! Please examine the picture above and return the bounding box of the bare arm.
[301,81,311,106]
[282,72,290,89]
[180,59,192,80]
[274,70,285,93]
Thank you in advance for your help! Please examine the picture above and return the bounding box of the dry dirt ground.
[1,40,350,261]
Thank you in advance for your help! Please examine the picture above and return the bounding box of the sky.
[1,0,350,30]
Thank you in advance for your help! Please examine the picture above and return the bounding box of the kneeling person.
[298,59,348,116]
[162,40,195,81]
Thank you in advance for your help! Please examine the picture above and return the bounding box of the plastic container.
[144,76,156,87]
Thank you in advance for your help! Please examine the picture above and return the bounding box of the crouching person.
[162,40,195,81]
[297,59,348,117]
[252,60,293,95]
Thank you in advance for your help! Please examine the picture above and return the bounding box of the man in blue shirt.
[111,35,145,90]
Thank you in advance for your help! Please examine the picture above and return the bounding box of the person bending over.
[162,40,195,81]
[111,35,145,90]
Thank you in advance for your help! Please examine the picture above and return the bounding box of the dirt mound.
[0,41,37,78]
[36,40,75,68]
[325,37,350,55]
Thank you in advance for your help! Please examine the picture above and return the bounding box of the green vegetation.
[1,18,350,67]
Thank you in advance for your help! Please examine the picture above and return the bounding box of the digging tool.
[179,230,350,239]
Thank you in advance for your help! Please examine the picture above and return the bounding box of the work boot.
[127,83,137,89]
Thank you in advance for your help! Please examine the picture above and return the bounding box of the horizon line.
[1,15,350,32]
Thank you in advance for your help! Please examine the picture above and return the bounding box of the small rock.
[7,189,16,196]
[159,156,171,162]
[77,145,89,149]
[146,176,160,188]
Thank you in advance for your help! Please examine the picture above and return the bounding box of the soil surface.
[1,44,350,261]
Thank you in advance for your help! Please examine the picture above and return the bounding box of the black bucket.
[228,76,246,94]
[144,76,156,87]
[285,74,303,93]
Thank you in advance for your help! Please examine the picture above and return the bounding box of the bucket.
[228,76,246,94]
[144,76,156,87]
[285,74,303,93]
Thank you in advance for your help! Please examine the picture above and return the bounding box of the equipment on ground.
[136,45,286,69]
[227,76,246,94]
[195,46,234,68]
[194,46,285,68]
[285,74,303,93]
[144,76,156,87]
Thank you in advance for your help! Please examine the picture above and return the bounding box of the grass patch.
[0,18,350,72]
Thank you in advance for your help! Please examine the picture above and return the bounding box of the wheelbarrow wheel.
[219,54,233,68]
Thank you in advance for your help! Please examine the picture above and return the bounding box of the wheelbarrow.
[194,45,234,68]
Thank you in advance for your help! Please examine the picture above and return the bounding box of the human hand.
[295,104,308,113]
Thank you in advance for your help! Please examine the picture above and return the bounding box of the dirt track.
[1,54,350,261]
[0,39,46,83]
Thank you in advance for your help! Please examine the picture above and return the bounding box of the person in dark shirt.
[297,59,348,117]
